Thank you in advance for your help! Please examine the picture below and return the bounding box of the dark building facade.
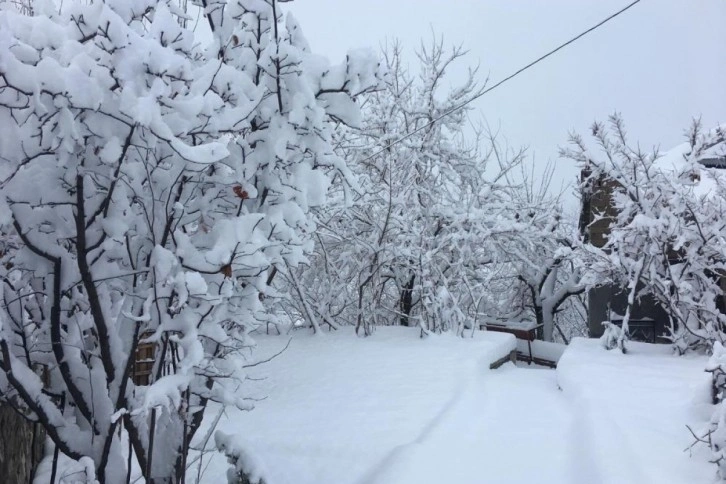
[580,143,726,342]
[580,171,670,342]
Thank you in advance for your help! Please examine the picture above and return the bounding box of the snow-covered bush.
[0,0,380,481]
[215,432,268,484]
[600,321,627,352]
[704,342,726,478]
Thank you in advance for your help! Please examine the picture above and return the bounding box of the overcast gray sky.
[287,0,726,208]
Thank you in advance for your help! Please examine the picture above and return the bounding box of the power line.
[359,0,642,163]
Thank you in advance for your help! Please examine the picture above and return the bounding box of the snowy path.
[364,339,713,484]
[363,364,579,484]
[194,331,712,484]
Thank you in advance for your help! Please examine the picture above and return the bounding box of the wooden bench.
[489,350,518,369]
[480,321,544,364]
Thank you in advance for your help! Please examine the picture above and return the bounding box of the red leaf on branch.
[233,186,248,200]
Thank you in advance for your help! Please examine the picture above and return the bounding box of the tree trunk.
[0,403,46,483]
[399,273,415,326]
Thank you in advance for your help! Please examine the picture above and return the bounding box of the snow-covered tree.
[505,181,591,342]
[284,39,553,338]
[564,115,726,353]
[0,1,380,482]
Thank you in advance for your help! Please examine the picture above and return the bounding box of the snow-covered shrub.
[600,321,627,352]
[706,342,726,478]
[0,0,380,481]
[215,432,268,484]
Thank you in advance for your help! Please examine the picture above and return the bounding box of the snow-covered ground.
[557,338,714,484]
[192,329,714,484]
[362,363,574,484]
[191,327,515,483]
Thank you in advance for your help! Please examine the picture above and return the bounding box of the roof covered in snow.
[652,124,726,197]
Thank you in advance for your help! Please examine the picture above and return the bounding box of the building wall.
[583,172,671,341]
[588,283,670,340]
[587,284,612,337]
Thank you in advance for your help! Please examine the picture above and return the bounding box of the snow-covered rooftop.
[652,125,726,197]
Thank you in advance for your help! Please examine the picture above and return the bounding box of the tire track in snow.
[566,393,605,484]
[356,359,481,484]
[361,363,580,484]
[468,365,579,484]
[565,390,645,484]
[356,351,504,484]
